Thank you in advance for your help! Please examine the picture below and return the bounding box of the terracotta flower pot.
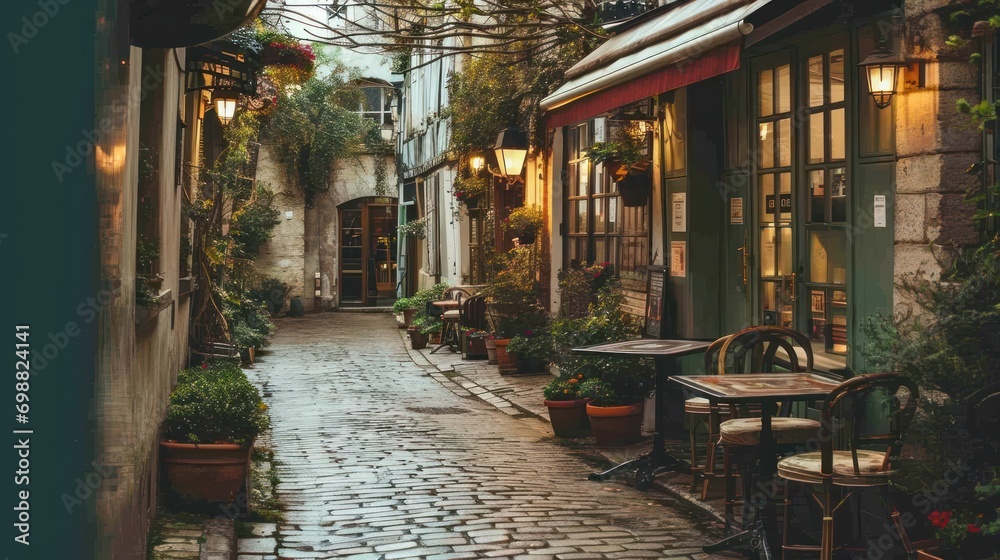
[401,308,417,328]
[544,399,592,437]
[494,338,517,374]
[485,338,498,365]
[408,328,428,350]
[160,441,251,502]
[464,335,488,359]
[586,402,645,447]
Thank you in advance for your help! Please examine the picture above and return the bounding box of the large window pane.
[778,118,791,167]
[777,64,791,114]
[830,49,845,104]
[574,200,588,232]
[577,160,590,196]
[779,226,792,276]
[831,167,847,222]
[830,108,845,160]
[809,112,825,164]
[760,173,775,223]
[594,198,606,233]
[779,172,792,222]
[810,169,825,222]
[759,123,774,168]
[808,55,824,107]
[760,226,776,276]
[607,198,619,233]
[809,230,847,284]
[759,69,773,117]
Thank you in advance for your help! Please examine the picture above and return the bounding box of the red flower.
[523,330,533,336]
[200,363,208,369]
[928,511,952,529]
[968,524,981,534]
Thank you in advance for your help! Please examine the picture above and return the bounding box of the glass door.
[754,57,795,328]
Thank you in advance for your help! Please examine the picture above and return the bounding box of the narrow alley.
[239,313,726,560]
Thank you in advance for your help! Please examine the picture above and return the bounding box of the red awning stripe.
[545,42,741,129]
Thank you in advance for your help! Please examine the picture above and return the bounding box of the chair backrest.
[716,326,813,374]
[704,335,732,374]
[461,295,487,330]
[820,373,919,476]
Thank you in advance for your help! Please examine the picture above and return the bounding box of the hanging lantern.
[493,128,527,179]
[211,89,240,125]
[859,46,905,109]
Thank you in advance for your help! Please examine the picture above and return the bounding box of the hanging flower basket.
[617,171,650,207]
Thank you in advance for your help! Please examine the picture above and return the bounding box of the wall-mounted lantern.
[211,89,240,126]
[492,128,527,182]
[469,154,486,173]
[859,45,905,109]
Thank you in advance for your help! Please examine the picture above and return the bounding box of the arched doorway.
[339,197,398,306]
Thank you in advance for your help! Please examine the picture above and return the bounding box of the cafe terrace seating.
[776,373,919,560]
[692,326,822,529]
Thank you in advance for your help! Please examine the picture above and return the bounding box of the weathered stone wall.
[256,145,397,308]
[895,1,981,313]
[255,144,307,306]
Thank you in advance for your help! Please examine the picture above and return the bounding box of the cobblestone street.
[241,312,726,560]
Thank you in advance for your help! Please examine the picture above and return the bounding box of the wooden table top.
[668,373,842,403]
[572,338,712,359]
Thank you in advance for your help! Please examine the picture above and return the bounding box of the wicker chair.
[777,374,919,560]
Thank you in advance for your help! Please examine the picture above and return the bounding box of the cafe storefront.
[542,0,972,374]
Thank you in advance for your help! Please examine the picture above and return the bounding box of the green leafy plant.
[136,235,160,276]
[482,246,545,336]
[543,374,586,401]
[397,216,427,239]
[503,205,543,236]
[557,261,614,318]
[507,327,553,360]
[230,189,281,258]
[583,121,650,181]
[248,277,290,315]
[549,280,651,405]
[452,174,489,203]
[577,378,619,407]
[392,297,417,313]
[163,361,270,446]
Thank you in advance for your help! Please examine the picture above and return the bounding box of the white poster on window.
[671,192,686,233]
[729,197,744,225]
[670,241,686,277]
[874,195,886,228]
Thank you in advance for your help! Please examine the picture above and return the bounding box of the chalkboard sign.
[645,265,669,338]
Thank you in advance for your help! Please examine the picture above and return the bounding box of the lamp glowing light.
[211,89,240,125]
[859,45,905,109]
[493,128,527,179]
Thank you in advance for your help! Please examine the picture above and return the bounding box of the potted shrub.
[549,278,651,447]
[543,374,592,437]
[503,205,544,245]
[461,329,490,359]
[584,121,651,207]
[392,297,418,329]
[160,360,270,504]
[452,175,489,208]
[507,327,552,374]
[482,247,546,374]
[397,216,427,240]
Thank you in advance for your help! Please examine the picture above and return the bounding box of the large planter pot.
[544,399,592,437]
[617,173,650,207]
[485,338,498,365]
[463,335,488,360]
[494,338,517,374]
[408,328,428,350]
[586,402,645,447]
[516,357,546,374]
[160,441,251,502]
[400,308,417,328]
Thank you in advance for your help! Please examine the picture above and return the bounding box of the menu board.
[645,265,669,338]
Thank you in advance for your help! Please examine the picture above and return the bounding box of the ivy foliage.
[263,50,392,206]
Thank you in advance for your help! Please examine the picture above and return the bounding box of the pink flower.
[201,363,208,369]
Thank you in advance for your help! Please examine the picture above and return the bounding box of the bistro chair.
[707,327,818,527]
[686,334,735,492]
[777,373,919,560]
[430,286,476,354]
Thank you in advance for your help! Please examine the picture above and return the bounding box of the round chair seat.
[442,310,460,320]
[777,450,892,487]
[719,417,821,446]
[684,397,732,415]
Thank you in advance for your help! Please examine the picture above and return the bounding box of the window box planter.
[135,289,173,327]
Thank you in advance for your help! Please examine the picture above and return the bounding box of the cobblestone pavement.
[241,312,727,560]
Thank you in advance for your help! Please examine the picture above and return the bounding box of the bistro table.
[572,338,712,489]
[428,299,460,354]
[668,373,842,560]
